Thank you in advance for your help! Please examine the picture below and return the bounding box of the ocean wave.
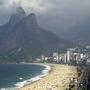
[0,87,16,90]
[15,64,51,89]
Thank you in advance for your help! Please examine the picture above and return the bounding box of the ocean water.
[0,64,51,90]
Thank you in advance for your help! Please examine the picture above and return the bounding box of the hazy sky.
[0,0,90,33]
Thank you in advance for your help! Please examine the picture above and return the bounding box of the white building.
[53,52,59,62]
[64,53,67,63]
[67,49,75,63]
[59,53,67,63]
[75,53,81,64]
[41,55,45,62]
[80,53,84,59]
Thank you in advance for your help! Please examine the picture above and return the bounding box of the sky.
[0,0,90,34]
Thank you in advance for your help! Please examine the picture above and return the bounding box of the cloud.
[0,0,90,17]
[0,0,90,33]
[0,1,3,5]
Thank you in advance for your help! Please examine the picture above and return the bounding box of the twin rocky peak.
[9,7,38,28]
[0,7,70,62]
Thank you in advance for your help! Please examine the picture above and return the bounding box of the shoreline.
[0,63,51,90]
[15,63,51,89]
[19,64,78,90]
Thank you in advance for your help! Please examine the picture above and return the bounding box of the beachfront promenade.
[19,64,78,90]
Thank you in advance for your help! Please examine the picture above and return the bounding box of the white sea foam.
[1,88,6,90]
[15,64,51,89]
[0,87,16,90]
[0,64,51,90]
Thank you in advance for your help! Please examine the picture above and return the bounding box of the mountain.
[0,7,72,63]
[9,7,26,26]
[61,19,90,46]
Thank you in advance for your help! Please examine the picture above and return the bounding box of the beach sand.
[19,64,78,90]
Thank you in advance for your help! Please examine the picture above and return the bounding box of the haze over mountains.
[0,7,73,63]
[0,3,89,63]
[60,19,90,46]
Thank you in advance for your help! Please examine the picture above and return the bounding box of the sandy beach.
[19,64,78,90]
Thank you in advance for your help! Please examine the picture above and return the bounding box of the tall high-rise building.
[67,49,75,63]
[53,53,59,62]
